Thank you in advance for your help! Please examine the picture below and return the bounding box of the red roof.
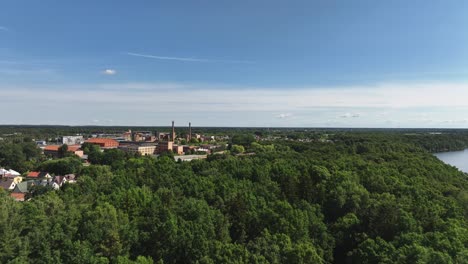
[85,138,119,147]
[27,171,40,177]
[10,193,25,201]
[44,145,81,152]
[44,145,60,151]
[86,138,118,144]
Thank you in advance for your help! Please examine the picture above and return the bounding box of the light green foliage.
[230,145,245,154]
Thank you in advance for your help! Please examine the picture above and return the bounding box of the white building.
[62,136,84,145]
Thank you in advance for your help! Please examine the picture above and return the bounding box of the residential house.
[0,178,16,191]
[11,181,30,201]
[64,174,76,183]
[12,179,54,199]
[9,176,23,184]
[0,168,21,177]
[27,171,52,179]
[36,179,54,188]
[52,174,77,190]
[0,169,23,184]
[10,193,25,201]
[52,176,65,190]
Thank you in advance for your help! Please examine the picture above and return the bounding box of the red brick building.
[85,138,119,148]
[157,141,173,154]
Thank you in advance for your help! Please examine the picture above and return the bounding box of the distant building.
[157,132,171,141]
[62,136,84,145]
[174,154,207,162]
[35,140,47,146]
[85,138,119,148]
[119,144,157,156]
[172,145,184,155]
[195,147,210,154]
[183,145,196,154]
[157,141,173,154]
[44,145,84,158]
[123,130,133,141]
[131,131,156,142]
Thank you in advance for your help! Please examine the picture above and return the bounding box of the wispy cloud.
[340,113,360,118]
[0,58,59,77]
[126,52,254,64]
[0,26,9,31]
[0,68,56,76]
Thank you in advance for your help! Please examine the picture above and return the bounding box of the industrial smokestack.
[189,122,192,141]
[172,121,175,142]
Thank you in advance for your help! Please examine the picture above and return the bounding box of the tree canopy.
[0,128,467,263]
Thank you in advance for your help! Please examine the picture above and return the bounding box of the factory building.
[119,144,157,156]
[85,138,119,148]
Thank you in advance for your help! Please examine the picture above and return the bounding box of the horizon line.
[0,124,465,130]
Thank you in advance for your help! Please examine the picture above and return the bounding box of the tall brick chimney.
[189,122,192,141]
[171,121,175,142]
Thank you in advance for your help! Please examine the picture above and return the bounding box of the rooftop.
[44,145,81,152]
[86,138,118,144]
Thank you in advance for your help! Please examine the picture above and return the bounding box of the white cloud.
[0,26,8,31]
[4,81,468,111]
[2,81,468,127]
[102,69,116,75]
[276,113,293,119]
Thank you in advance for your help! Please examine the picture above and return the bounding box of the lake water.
[434,149,468,173]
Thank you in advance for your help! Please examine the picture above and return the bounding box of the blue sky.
[2,0,468,127]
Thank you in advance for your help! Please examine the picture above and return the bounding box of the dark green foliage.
[0,139,42,171]
[39,156,82,175]
[231,134,256,147]
[57,144,70,158]
[0,129,467,263]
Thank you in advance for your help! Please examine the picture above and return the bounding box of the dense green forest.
[0,128,467,263]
